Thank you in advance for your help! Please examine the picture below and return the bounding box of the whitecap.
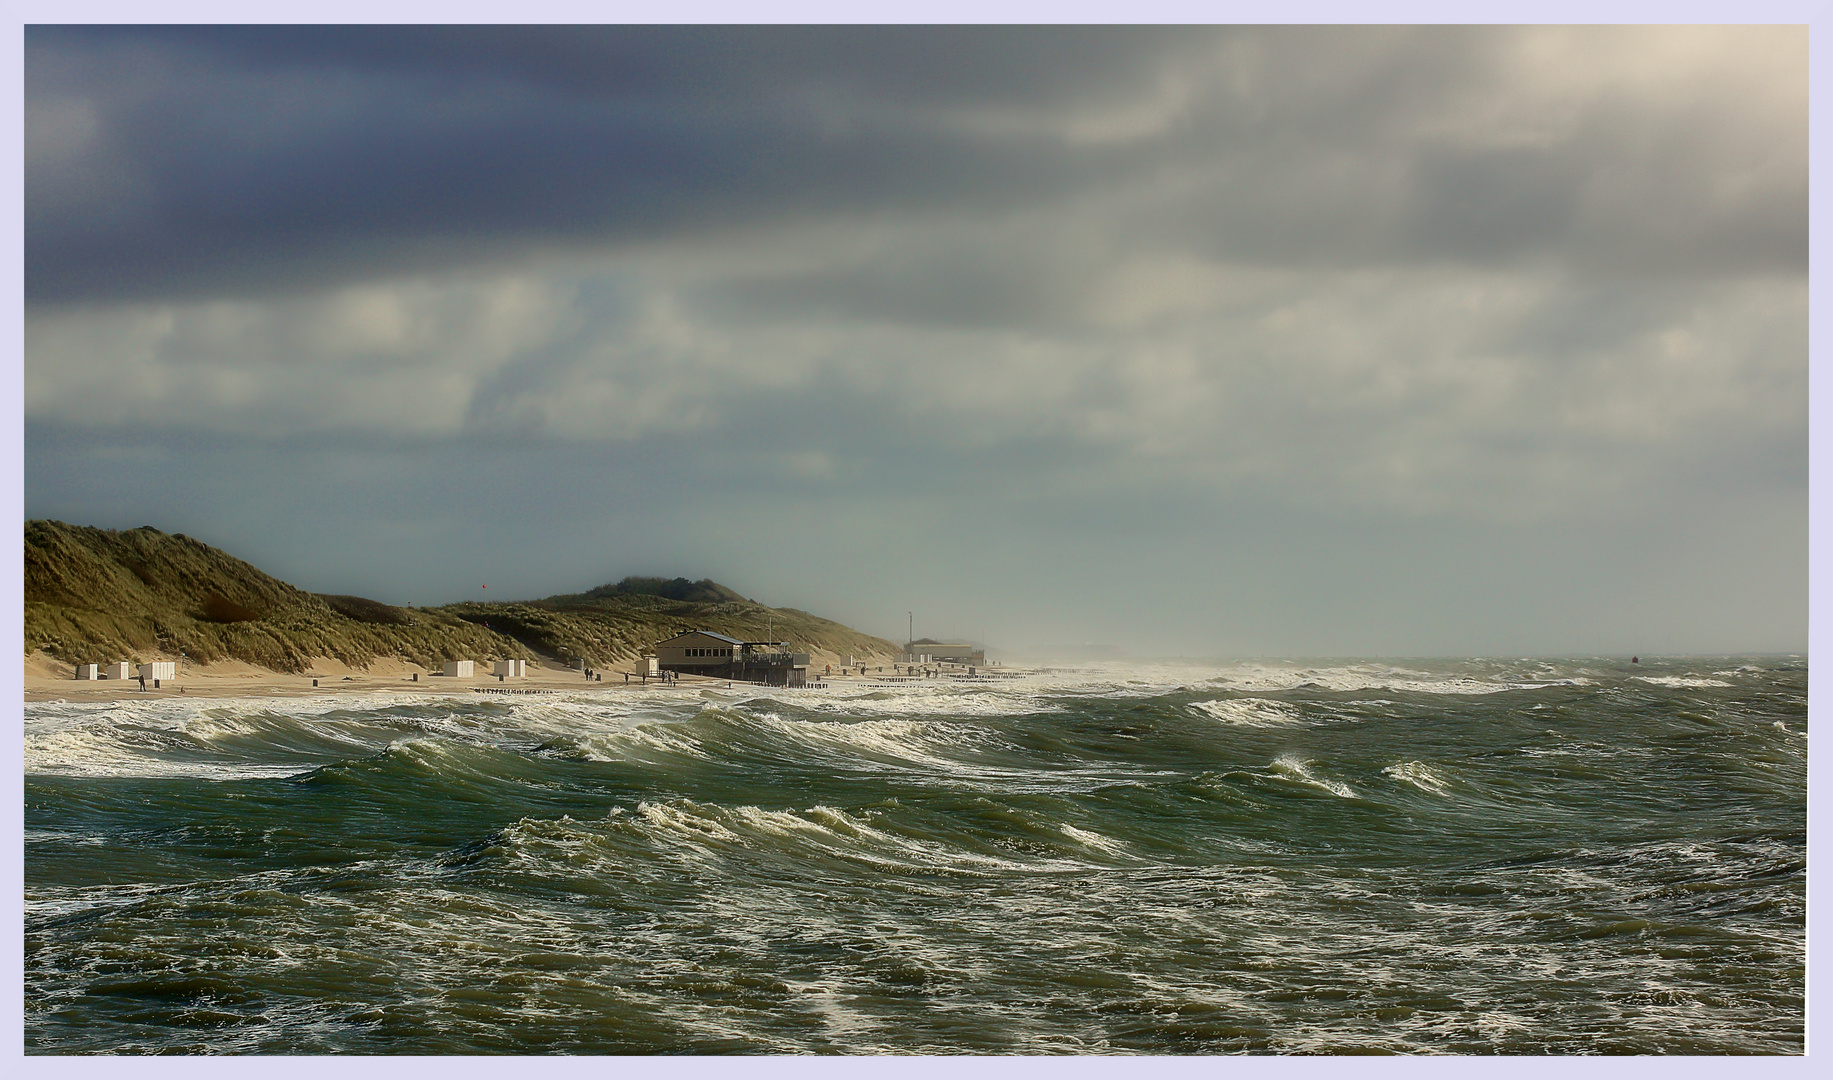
[1383,760,1453,797]
[1191,698,1308,727]
[1206,662,1573,695]
[1270,755,1357,799]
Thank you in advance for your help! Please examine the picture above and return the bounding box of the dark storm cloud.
[27,26,1804,308]
[21,25,1806,655]
[25,25,1189,304]
[76,24,1191,108]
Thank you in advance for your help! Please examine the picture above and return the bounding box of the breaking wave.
[24,655,1806,1054]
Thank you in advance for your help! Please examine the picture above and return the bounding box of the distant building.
[443,660,475,678]
[104,662,131,680]
[491,660,527,677]
[653,630,810,687]
[905,638,985,665]
[74,664,98,680]
[139,662,175,682]
[656,630,743,668]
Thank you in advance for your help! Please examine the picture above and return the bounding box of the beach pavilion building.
[904,638,985,665]
[653,630,810,687]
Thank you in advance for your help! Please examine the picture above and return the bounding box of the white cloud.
[25,275,581,438]
[24,236,1804,526]
[22,25,1803,531]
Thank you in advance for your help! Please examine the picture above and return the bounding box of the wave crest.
[1190,698,1307,727]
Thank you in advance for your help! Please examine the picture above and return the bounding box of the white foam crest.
[570,720,717,762]
[802,681,1067,720]
[26,690,461,727]
[1515,744,1621,760]
[25,713,298,780]
[744,713,1167,792]
[26,693,437,758]
[177,709,397,754]
[1383,760,1454,797]
[1206,662,1574,695]
[23,690,589,778]
[643,801,1041,874]
[1270,755,1358,799]
[1634,676,1733,689]
[487,688,725,731]
[500,800,1090,877]
[695,803,945,871]
[781,980,891,1044]
[24,828,106,845]
[379,735,494,771]
[1190,698,1307,727]
[1055,822,1137,859]
[570,701,1007,775]
[745,712,991,772]
[483,696,636,731]
[24,724,305,780]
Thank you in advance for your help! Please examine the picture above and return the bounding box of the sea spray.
[26,656,1805,1054]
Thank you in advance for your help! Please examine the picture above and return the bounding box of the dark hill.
[24,521,534,673]
[441,594,898,671]
[24,521,900,673]
[584,576,747,604]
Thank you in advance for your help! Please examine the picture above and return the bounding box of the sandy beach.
[22,649,918,703]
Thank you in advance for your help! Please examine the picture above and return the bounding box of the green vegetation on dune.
[24,522,898,673]
[581,576,748,604]
[444,587,899,670]
[25,521,535,673]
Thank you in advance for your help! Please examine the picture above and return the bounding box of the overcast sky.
[22,24,1806,657]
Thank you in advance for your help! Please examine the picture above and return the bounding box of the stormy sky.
[22,24,1806,658]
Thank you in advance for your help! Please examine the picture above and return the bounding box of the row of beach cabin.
[74,662,174,682]
[445,660,528,678]
[70,633,819,687]
[71,659,527,681]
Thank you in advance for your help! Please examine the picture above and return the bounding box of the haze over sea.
[25,655,1804,1055]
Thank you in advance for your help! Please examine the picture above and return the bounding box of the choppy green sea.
[24,656,1806,1054]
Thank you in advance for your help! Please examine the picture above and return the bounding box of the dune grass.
[25,521,899,673]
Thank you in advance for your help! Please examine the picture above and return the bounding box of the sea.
[23,656,1807,1055]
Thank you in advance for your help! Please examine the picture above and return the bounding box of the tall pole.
[908,611,913,651]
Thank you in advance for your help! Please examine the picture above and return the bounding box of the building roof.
[656,629,745,646]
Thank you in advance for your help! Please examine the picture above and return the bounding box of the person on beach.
[136,673,146,691]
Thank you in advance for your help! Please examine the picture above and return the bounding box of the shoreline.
[21,650,934,704]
